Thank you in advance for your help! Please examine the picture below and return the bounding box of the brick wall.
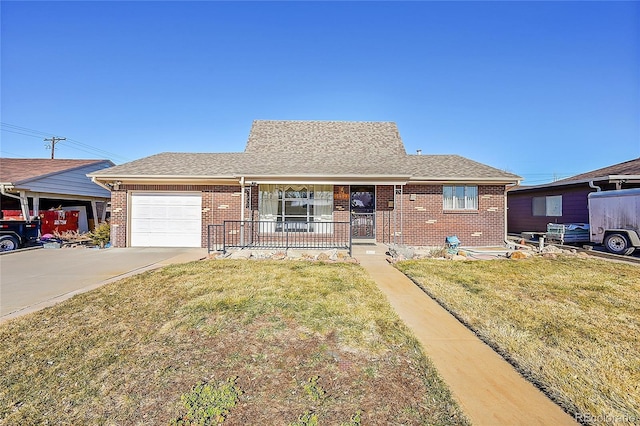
[393,184,506,247]
[110,190,127,247]
[333,185,350,223]
[109,183,506,248]
[110,184,245,248]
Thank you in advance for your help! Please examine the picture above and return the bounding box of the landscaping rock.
[388,244,415,259]
[317,252,330,261]
[210,247,357,263]
[228,249,252,259]
[508,251,530,260]
[314,249,338,261]
[286,249,302,259]
[541,245,563,254]
[413,248,433,258]
[270,251,287,260]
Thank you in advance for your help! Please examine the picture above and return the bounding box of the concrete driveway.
[0,247,207,322]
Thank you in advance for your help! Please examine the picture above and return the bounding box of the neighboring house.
[0,158,114,232]
[507,157,640,235]
[89,120,521,249]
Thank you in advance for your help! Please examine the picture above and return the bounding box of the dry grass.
[0,260,468,425]
[396,256,640,425]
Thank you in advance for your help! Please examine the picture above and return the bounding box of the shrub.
[89,222,110,247]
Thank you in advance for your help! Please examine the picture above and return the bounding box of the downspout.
[588,181,602,192]
[90,177,115,229]
[504,181,538,251]
[0,185,31,222]
[504,182,520,248]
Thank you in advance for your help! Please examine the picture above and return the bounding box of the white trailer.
[588,188,640,255]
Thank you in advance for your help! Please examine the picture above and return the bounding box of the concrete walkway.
[353,244,578,426]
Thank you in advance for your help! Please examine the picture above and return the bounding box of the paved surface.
[0,247,207,322]
[352,244,578,426]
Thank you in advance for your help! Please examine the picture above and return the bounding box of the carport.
[0,158,114,232]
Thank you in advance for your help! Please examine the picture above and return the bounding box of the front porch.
[207,220,353,255]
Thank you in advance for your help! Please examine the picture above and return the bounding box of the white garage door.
[130,193,202,247]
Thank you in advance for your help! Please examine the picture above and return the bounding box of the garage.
[130,192,202,247]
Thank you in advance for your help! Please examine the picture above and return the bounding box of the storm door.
[351,186,375,240]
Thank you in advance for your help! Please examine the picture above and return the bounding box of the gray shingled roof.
[407,155,519,180]
[90,152,411,177]
[245,120,406,156]
[90,120,521,183]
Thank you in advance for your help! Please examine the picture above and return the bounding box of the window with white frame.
[532,195,562,216]
[443,185,478,210]
[258,184,333,232]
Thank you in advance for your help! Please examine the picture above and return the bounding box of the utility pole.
[44,136,66,159]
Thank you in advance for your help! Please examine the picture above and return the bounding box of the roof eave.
[243,174,411,179]
[409,176,521,185]
[90,173,413,181]
[89,174,237,181]
[607,175,640,181]
[510,174,640,192]
[11,160,115,186]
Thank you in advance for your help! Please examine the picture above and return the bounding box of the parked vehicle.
[588,188,640,255]
[0,217,41,251]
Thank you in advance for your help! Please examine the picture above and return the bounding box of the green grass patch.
[172,377,242,425]
[0,260,468,425]
[396,256,640,423]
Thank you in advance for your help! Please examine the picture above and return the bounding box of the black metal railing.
[208,220,352,255]
[207,224,224,253]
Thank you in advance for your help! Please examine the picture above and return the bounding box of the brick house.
[89,120,521,249]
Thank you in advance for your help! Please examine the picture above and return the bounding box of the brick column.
[110,190,127,247]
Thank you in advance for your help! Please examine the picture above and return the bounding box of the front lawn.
[0,260,468,425]
[396,256,640,425]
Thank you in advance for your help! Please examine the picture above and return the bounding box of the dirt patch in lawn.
[0,260,468,425]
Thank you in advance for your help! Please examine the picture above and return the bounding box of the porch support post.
[19,191,31,222]
[32,194,40,219]
[101,201,108,222]
[91,200,99,229]
[239,176,245,246]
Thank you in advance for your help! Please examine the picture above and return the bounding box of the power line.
[65,137,131,161]
[1,122,132,162]
[1,128,45,139]
[1,123,54,137]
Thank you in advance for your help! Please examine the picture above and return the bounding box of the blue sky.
[1,1,639,185]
